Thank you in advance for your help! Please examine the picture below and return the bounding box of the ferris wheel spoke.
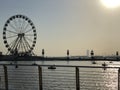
[19,40,23,52]
[13,38,20,50]
[23,37,31,50]
[18,18,22,28]
[21,38,26,52]
[9,38,17,46]
[9,23,18,32]
[23,41,29,52]
[25,37,33,42]
[6,30,18,34]
[17,40,21,52]
[13,19,19,29]
[24,38,30,52]
[21,19,26,33]
[8,38,18,50]
[22,37,28,51]
[14,38,23,52]
[19,18,23,33]
[14,41,20,51]
[6,35,18,39]
[23,42,29,52]
[25,34,34,36]
[20,37,32,53]
[24,23,30,32]
[26,42,31,51]
[9,37,19,51]
[22,38,27,52]
[24,39,31,50]
[24,28,33,33]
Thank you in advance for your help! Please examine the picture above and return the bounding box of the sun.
[100,0,120,8]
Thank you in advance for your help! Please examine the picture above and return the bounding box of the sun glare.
[101,0,120,8]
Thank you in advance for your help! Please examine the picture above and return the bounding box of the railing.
[0,64,119,90]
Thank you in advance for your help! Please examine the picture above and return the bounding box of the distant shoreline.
[0,55,120,61]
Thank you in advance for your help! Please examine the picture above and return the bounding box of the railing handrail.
[0,63,119,69]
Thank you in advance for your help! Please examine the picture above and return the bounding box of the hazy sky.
[0,0,120,56]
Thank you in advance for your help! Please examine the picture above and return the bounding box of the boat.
[102,62,107,67]
[92,61,96,64]
[48,65,56,69]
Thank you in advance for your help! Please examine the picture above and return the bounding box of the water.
[0,60,120,90]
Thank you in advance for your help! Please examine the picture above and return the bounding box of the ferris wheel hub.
[18,33,25,37]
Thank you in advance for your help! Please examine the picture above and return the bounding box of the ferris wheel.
[3,14,37,56]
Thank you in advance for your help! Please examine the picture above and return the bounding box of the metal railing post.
[38,66,43,90]
[118,68,120,90]
[76,67,80,90]
[3,65,8,90]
